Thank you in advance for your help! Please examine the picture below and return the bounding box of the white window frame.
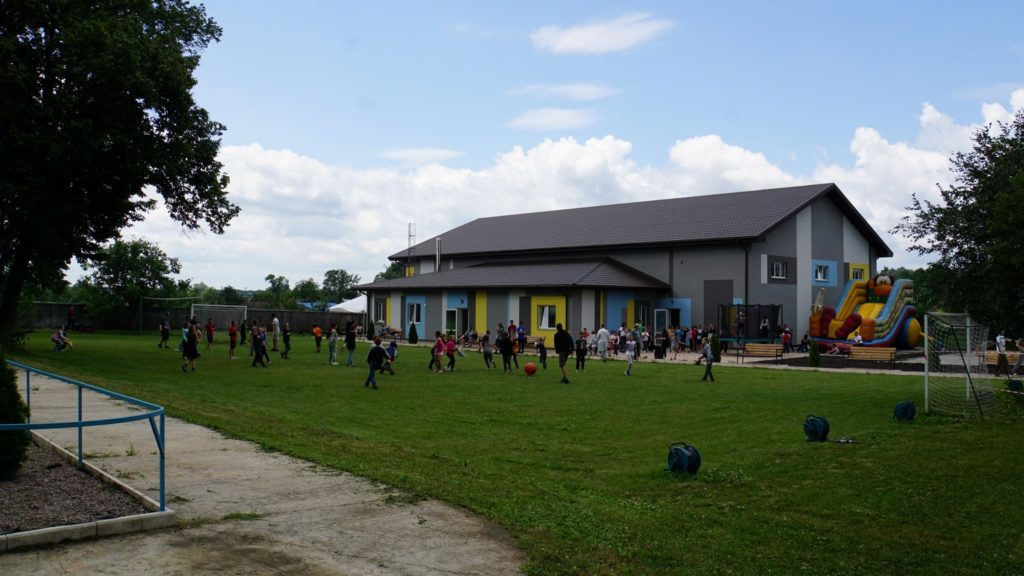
[375,301,386,322]
[815,265,829,282]
[539,305,557,330]
[771,261,788,279]
[408,303,422,325]
[851,268,864,280]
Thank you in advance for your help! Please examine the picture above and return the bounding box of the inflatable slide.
[808,274,921,351]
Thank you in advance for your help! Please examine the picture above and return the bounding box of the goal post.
[139,296,201,335]
[923,312,995,417]
[190,304,247,340]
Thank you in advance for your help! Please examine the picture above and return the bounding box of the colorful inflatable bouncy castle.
[808,277,921,351]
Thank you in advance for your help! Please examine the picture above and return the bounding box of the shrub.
[366,322,375,340]
[711,334,721,363]
[0,353,31,479]
[809,341,821,367]
[408,322,419,344]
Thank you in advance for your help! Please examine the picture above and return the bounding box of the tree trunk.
[0,251,29,350]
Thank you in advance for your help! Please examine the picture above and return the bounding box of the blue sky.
[90,1,1024,291]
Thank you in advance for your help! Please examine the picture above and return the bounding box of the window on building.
[375,301,386,322]
[851,268,864,280]
[815,265,829,282]
[408,303,421,324]
[538,305,557,330]
[771,261,788,279]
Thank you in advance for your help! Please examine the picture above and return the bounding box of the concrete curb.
[1,433,176,553]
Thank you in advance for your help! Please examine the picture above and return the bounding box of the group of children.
[162,316,399,389]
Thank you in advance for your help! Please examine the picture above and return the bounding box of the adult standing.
[994,331,1010,377]
[597,324,610,362]
[271,314,281,351]
[701,337,715,382]
[345,328,357,367]
[553,323,574,384]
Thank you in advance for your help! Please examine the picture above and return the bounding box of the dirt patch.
[0,440,148,534]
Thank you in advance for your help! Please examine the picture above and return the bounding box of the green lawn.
[9,331,1024,575]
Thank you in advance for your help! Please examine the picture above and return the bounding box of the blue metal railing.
[1,360,166,511]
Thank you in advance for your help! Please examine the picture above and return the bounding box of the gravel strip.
[0,440,149,535]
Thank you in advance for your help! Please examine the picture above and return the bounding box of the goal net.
[191,304,247,340]
[924,313,996,417]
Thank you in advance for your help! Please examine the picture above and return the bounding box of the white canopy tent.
[329,294,366,314]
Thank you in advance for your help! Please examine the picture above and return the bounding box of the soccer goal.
[191,304,247,335]
[924,312,996,417]
[139,296,201,335]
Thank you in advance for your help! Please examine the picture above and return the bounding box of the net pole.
[924,313,930,414]
[966,317,972,402]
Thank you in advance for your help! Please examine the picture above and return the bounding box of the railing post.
[25,367,31,424]
[77,385,84,469]
[160,413,166,511]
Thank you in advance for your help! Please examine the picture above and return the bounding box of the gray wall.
[670,245,746,325]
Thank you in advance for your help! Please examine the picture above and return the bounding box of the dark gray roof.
[355,259,669,291]
[390,183,893,260]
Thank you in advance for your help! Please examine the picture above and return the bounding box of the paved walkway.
[0,373,525,575]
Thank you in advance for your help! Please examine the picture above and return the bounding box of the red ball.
[524,362,537,376]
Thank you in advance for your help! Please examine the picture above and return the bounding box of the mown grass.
[9,331,1024,575]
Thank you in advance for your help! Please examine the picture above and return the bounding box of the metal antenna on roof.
[407,223,415,277]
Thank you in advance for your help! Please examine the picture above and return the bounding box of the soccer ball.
[524,362,537,376]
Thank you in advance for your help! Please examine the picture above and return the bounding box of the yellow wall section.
[531,295,566,337]
[405,266,415,277]
[848,262,869,281]
[475,291,488,335]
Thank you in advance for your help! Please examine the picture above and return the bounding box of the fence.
[1,360,167,511]
[28,302,366,337]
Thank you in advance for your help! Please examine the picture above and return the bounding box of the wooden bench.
[516,336,545,353]
[848,346,896,368]
[985,350,1020,366]
[736,342,783,364]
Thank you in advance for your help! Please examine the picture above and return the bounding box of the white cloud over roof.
[531,13,675,55]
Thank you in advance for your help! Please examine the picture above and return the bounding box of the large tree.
[374,261,406,282]
[71,238,188,326]
[0,0,238,346]
[894,109,1024,334]
[322,269,361,302]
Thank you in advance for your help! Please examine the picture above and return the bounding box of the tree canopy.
[894,109,1024,334]
[322,269,361,302]
[0,0,237,346]
[70,238,189,325]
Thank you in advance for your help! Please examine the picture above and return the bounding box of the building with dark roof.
[357,183,892,341]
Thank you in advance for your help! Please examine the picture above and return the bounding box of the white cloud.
[531,13,674,55]
[509,83,618,101]
[378,148,465,165]
[507,108,598,131]
[85,89,1024,289]
[667,135,800,192]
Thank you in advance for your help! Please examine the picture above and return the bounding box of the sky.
[69,0,1024,292]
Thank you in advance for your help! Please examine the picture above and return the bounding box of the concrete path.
[0,373,525,575]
